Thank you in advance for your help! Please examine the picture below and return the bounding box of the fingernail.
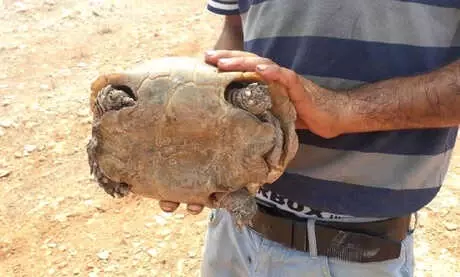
[205,50,216,57]
[219,58,231,65]
[256,64,268,71]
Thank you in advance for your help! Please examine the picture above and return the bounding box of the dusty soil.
[0,1,458,276]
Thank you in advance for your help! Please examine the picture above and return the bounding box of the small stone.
[0,119,14,128]
[188,251,196,258]
[54,213,68,222]
[84,199,94,206]
[154,215,167,225]
[158,229,171,237]
[97,250,110,260]
[76,109,89,117]
[77,62,87,68]
[444,222,457,231]
[40,84,50,91]
[57,261,68,269]
[132,241,142,248]
[147,248,158,257]
[88,272,98,277]
[160,211,173,218]
[97,26,113,35]
[73,268,80,275]
[69,248,77,256]
[48,268,56,275]
[47,242,57,248]
[81,117,92,124]
[14,2,29,13]
[174,214,185,219]
[0,169,11,178]
[0,84,8,89]
[14,152,22,158]
[24,144,37,153]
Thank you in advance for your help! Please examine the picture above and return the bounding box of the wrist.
[301,79,353,137]
[334,90,356,135]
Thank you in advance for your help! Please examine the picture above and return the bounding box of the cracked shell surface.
[88,57,298,208]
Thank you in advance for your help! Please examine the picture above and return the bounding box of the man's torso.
[209,0,460,221]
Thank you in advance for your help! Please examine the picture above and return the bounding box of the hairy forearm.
[335,59,460,134]
[214,15,244,51]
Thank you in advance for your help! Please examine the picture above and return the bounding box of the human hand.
[159,200,204,215]
[205,50,347,139]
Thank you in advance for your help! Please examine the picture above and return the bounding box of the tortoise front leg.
[87,85,136,198]
[95,85,136,117]
[225,82,272,115]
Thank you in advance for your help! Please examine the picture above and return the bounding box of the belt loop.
[307,219,318,258]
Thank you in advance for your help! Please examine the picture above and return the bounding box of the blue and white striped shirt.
[207,0,460,220]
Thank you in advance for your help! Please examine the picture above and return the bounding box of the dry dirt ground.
[0,1,458,276]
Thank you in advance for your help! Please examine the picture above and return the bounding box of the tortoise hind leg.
[216,188,258,229]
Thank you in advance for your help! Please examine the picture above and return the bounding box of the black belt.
[248,205,411,263]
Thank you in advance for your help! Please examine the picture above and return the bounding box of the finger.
[215,56,274,72]
[204,50,257,65]
[186,204,204,215]
[255,64,307,103]
[159,200,180,213]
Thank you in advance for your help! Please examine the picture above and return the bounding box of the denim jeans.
[201,209,414,277]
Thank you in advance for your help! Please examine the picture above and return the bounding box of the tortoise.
[86,57,298,227]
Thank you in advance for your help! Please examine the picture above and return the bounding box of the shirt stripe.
[288,144,452,190]
[297,128,458,155]
[245,36,460,83]
[241,0,460,47]
[239,0,460,12]
[265,173,442,217]
[208,0,238,10]
[303,75,366,90]
[396,0,460,8]
[207,0,239,15]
